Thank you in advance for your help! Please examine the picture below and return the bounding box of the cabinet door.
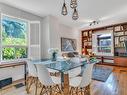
[114,57,127,66]
[28,21,41,60]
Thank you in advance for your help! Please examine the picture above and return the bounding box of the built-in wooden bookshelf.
[81,22,127,67]
[113,24,127,57]
[81,30,92,55]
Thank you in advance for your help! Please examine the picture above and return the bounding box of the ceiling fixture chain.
[61,0,78,20]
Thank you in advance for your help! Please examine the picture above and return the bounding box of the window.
[97,34,111,53]
[1,15,28,61]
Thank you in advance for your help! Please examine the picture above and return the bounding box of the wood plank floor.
[0,65,127,95]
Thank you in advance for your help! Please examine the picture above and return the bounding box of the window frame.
[0,13,29,62]
[92,30,114,56]
[97,35,112,53]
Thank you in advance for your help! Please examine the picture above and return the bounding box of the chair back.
[68,57,81,78]
[79,63,94,88]
[27,60,37,77]
[70,57,80,63]
[35,64,54,86]
[68,66,81,78]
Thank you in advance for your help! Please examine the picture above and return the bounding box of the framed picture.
[61,37,77,52]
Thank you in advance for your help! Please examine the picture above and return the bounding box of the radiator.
[0,77,12,88]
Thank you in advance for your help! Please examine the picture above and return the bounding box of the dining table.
[28,58,99,95]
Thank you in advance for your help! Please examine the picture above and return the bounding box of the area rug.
[92,66,113,82]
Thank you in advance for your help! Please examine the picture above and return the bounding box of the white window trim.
[92,30,114,56]
[0,13,30,62]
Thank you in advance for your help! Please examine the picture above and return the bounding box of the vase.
[51,52,57,61]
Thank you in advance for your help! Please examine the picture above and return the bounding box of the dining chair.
[35,64,62,95]
[68,57,81,78]
[48,68,59,76]
[68,66,81,78]
[26,60,38,94]
[69,63,94,95]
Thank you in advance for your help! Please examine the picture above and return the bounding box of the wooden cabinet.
[81,22,127,66]
[81,30,92,55]
[114,57,127,66]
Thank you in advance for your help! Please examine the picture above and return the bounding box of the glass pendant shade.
[61,2,68,15]
[70,0,77,9]
[72,8,78,20]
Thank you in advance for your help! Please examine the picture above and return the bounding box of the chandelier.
[61,0,79,20]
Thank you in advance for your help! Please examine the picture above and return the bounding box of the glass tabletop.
[46,60,86,72]
[30,58,99,72]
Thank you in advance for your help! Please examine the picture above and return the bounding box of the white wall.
[41,16,81,58]
[59,24,81,53]
[0,65,24,81]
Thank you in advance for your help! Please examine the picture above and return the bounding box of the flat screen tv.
[61,38,77,52]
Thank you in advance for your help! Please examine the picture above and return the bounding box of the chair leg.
[35,77,38,95]
[80,88,83,95]
[40,85,47,95]
[69,87,72,95]
[55,85,62,94]
[75,87,78,95]
[26,77,33,93]
[26,76,29,93]
[71,87,75,95]
[87,84,91,95]
[40,85,44,95]
[49,86,52,95]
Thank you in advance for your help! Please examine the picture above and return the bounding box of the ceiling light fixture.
[72,8,78,20]
[61,0,79,20]
[89,21,99,26]
[61,0,68,16]
[70,0,77,9]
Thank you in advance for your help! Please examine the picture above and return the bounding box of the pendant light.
[72,8,78,20]
[70,0,77,9]
[61,0,79,20]
[61,0,68,16]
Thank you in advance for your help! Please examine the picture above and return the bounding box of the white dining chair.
[68,66,81,78]
[35,64,62,95]
[69,63,94,95]
[68,57,82,78]
[26,60,38,94]
[47,68,59,76]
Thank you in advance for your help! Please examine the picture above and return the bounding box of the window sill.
[0,61,26,68]
[1,58,27,64]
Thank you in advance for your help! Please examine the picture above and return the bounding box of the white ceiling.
[0,0,127,30]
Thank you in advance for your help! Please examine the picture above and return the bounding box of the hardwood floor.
[0,65,127,95]
[92,66,127,95]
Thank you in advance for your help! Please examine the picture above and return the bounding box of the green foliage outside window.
[2,47,27,60]
[2,16,28,60]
